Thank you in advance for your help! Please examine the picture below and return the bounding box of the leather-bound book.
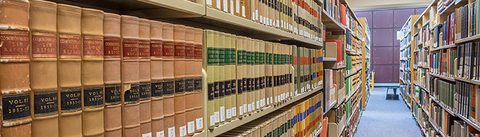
[229,35,237,120]
[150,20,164,137]
[242,37,248,116]
[235,36,244,117]
[173,24,187,137]
[254,40,259,111]
[29,1,58,137]
[213,31,220,126]
[57,4,83,137]
[139,18,152,137]
[0,0,31,136]
[218,32,226,124]
[193,28,203,133]
[204,30,215,129]
[246,38,252,113]
[103,12,122,137]
[162,23,175,137]
[184,26,195,136]
[120,15,140,137]
[224,34,232,122]
[81,8,105,137]
[265,42,273,106]
[259,41,265,108]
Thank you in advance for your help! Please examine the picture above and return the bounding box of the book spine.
[242,38,248,115]
[103,13,122,137]
[205,30,215,129]
[184,26,195,136]
[173,24,187,137]
[292,46,298,96]
[213,32,221,126]
[229,35,237,120]
[81,8,105,137]
[193,28,204,133]
[266,42,273,106]
[139,18,152,137]
[0,0,31,136]
[246,38,253,112]
[29,1,59,137]
[254,40,260,110]
[150,20,165,137]
[260,41,266,108]
[57,4,83,137]
[224,34,232,122]
[162,23,176,137]
[120,15,140,137]
[236,37,245,117]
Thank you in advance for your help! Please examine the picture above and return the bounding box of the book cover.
[229,35,237,120]
[260,41,266,107]
[218,32,226,123]
[57,4,83,137]
[173,24,187,137]
[213,32,221,125]
[150,20,165,137]
[224,34,232,122]
[121,15,140,137]
[29,1,58,137]
[293,45,298,95]
[204,30,215,129]
[193,28,204,133]
[266,42,273,106]
[0,0,31,136]
[138,18,152,137]
[81,8,105,137]
[103,12,122,137]
[184,26,196,136]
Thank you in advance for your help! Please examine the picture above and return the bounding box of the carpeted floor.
[353,87,423,137]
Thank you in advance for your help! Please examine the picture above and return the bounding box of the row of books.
[206,0,324,41]
[414,48,429,68]
[401,47,412,59]
[457,41,480,80]
[429,48,457,78]
[429,78,455,111]
[400,60,410,71]
[415,69,428,89]
[204,30,324,129]
[400,71,411,84]
[345,29,361,54]
[345,55,361,75]
[218,93,324,137]
[401,34,412,50]
[325,39,345,67]
[345,72,360,100]
[325,69,345,109]
[0,0,208,137]
[415,24,431,48]
[437,0,455,13]
[432,12,454,48]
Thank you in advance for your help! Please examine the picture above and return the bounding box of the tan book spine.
[0,0,31,136]
[29,1,58,137]
[139,18,152,137]
[235,36,244,117]
[246,38,253,113]
[184,26,195,136]
[121,15,140,137]
[224,34,232,122]
[150,20,165,137]
[103,13,122,137]
[241,37,248,116]
[218,32,226,124]
[213,31,220,126]
[193,28,204,133]
[254,40,260,111]
[81,8,105,137]
[204,30,215,129]
[162,23,176,137]
[259,41,265,108]
[273,43,278,105]
[57,4,83,137]
[229,35,237,120]
[173,24,187,137]
[265,42,272,106]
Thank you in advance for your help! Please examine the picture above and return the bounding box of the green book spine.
[218,32,226,124]
[204,30,215,129]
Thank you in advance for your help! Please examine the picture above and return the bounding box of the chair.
[386,86,399,100]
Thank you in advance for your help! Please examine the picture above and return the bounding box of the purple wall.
[355,7,426,83]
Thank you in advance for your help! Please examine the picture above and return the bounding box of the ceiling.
[348,0,432,11]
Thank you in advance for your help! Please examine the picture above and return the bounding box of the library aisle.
[354,88,423,137]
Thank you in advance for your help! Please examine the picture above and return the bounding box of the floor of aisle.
[353,87,423,137]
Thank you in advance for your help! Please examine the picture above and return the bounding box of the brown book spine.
[173,24,187,137]
[193,28,204,133]
[121,15,140,137]
[184,27,196,136]
[150,20,165,137]
[29,1,59,137]
[57,4,83,137]
[0,0,32,136]
[81,8,105,137]
[103,12,122,137]
[162,23,175,137]
[139,18,152,137]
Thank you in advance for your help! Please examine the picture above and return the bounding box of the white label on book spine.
[142,132,152,137]
[226,108,232,119]
[274,96,277,103]
[216,0,221,9]
[251,102,255,110]
[214,112,219,123]
[256,10,259,21]
[252,12,255,21]
[188,121,195,134]
[196,118,203,130]
[256,101,259,109]
[239,106,244,115]
[180,126,187,137]
[207,0,212,6]
[230,0,234,14]
[168,127,175,137]
[232,107,236,116]
[220,106,225,122]
[243,104,247,113]
[270,19,273,26]
[270,97,273,104]
[260,15,263,23]
[248,104,252,112]
[242,6,246,17]
[276,20,279,27]
[157,131,165,137]
[236,0,240,13]
[281,20,284,28]
[210,115,215,126]
[266,98,269,105]
[223,0,228,12]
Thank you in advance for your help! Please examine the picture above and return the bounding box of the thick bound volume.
[236,37,245,117]
[103,13,122,137]
[0,0,31,136]
[150,20,165,137]
[81,8,105,137]
[184,26,195,136]
[292,45,298,95]
[214,32,221,125]
[162,23,176,137]
[173,24,187,137]
[229,35,237,120]
[57,4,83,137]
[193,28,204,133]
[218,33,226,123]
[204,30,215,129]
[224,34,233,122]
[29,1,58,137]
[266,42,273,106]
[139,18,152,137]
[259,41,266,108]
[120,15,140,137]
